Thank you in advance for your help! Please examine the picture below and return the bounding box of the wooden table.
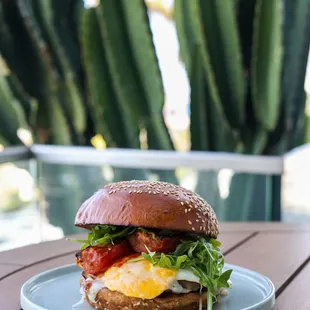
[1,222,310,309]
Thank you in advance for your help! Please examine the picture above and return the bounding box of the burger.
[71,180,232,310]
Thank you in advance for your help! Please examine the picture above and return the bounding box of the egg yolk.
[103,258,177,299]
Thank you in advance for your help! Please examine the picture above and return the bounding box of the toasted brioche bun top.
[74,180,219,237]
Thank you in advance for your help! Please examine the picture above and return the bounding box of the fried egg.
[84,256,201,302]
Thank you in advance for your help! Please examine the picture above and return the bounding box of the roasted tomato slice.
[128,231,181,254]
[78,240,132,275]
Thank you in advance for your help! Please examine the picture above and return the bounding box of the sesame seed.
[192,227,196,231]
[188,220,192,225]
[181,202,184,206]
[177,198,180,201]
[196,219,199,222]
[148,191,151,194]
[185,209,188,213]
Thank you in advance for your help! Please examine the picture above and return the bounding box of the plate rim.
[20,263,275,310]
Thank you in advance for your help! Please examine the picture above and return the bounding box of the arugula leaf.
[68,225,136,250]
[141,237,232,310]
[69,225,174,250]
[218,269,233,288]
[209,238,221,249]
[142,248,187,270]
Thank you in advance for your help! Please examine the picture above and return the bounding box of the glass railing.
[0,144,287,251]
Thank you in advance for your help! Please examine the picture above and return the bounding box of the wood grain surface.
[0,223,309,309]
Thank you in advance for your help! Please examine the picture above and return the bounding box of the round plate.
[21,263,275,310]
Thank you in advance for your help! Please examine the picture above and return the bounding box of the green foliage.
[69,224,136,250]
[199,0,245,129]
[32,0,86,143]
[0,0,309,223]
[189,45,209,151]
[6,74,38,130]
[1,0,309,153]
[96,1,144,149]
[122,0,173,151]
[0,0,172,153]
[80,7,124,147]
[142,238,232,310]
[0,74,28,144]
[174,0,310,155]
[174,0,310,221]
[185,0,239,152]
[251,0,282,131]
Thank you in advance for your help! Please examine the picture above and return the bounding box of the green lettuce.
[67,225,136,250]
[139,238,232,310]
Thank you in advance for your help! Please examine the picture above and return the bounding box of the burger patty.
[128,231,181,254]
[84,285,208,310]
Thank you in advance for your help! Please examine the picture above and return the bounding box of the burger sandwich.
[71,180,232,310]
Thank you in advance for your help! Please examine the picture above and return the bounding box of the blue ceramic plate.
[20,263,275,310]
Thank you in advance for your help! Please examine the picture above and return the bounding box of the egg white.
[84,256,201,301]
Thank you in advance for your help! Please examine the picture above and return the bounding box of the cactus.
[281,0,310,150]
[95,1,143,149]
[199,0,245,129]
[17,0,72,145]
[0,74,28,144]
[121,0,173,151]
[186,0,239,152]
[31,0,86,144]
[0,0,309,222]
[6,74,37,131]
[47,0,84,84]
[80,7,126,147]
[175,0,310,156]
[251,0,282,131]
[121,0,177,183]
[174,0,310,221]
[189,45,209,151]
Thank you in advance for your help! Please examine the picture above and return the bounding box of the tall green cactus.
[121,0,173,151]
[251,0,282,131]
[174,0,310,155]
[0,0,309,223]
[174,0,310,221]
[199,0,245,129]
[183,0,239,152]
[31,0,86,144]
[0,74,28,144]
[0,0,176,152]
[6,73,37,131]
[80,7,127,147]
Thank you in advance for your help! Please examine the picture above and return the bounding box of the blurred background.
[0,0,310,251]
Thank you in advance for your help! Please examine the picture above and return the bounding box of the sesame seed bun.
[74,180,219,237]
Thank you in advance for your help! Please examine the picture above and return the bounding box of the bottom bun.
[82,280,207,310]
